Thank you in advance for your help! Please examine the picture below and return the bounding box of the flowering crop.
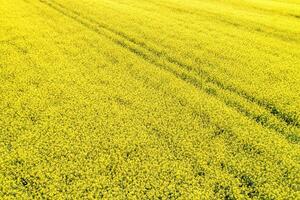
[0,0,299,199]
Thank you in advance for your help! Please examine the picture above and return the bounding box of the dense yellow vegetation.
[1,0,300,199]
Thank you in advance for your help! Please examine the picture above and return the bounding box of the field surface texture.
[1,0,300,199]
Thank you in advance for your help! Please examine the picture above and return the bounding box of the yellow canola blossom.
[0,0,300,199]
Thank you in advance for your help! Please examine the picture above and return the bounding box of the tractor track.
[34,0,299,143]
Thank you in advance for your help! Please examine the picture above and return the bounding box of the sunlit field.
[1,0,300,199]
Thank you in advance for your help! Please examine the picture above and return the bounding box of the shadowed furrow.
[37,0,300,137]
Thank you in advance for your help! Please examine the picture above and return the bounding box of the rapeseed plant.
[0,0,299,199]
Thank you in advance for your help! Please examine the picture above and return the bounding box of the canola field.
[1,0,300,199]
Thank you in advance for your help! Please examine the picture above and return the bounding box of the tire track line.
[113,0,295,60]
[36,0,299,143]
[43,0,299,130]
